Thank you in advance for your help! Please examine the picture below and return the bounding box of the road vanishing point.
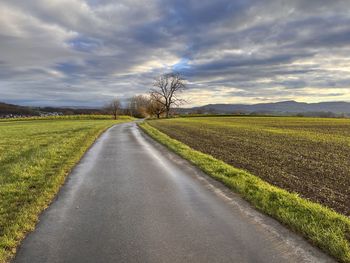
[14,122,334,263]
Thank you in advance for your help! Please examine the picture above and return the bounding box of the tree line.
[106,72,186,119]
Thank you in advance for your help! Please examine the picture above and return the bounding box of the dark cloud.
[0,0,349,107]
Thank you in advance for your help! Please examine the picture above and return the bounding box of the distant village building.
[0,111,63,119]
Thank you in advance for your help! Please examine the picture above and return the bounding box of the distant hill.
[2,100,350,118]
[0,102,36,115]
[0,102,103,117]
[183,101,350,116]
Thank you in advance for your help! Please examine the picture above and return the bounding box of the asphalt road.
[13,122,334,263]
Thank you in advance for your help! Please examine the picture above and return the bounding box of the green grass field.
[143,116,350,262]
[0,116,133,262]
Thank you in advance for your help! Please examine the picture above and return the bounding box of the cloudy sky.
[1,0,350,107]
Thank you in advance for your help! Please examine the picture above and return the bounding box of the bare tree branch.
[148,92,166,118]
[150,72,186,118]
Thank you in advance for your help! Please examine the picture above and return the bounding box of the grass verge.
[0,117,134,263]
[139,122,350,263]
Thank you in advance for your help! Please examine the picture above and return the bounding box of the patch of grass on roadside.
[139,122,350,263]
[0,117,134,263]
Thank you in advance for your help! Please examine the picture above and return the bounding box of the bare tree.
[106,98,121,120]
[151,72,186,118]
[128,95,150,118]
[148,93,165,118]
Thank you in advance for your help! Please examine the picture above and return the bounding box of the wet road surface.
[13,122,334,263]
